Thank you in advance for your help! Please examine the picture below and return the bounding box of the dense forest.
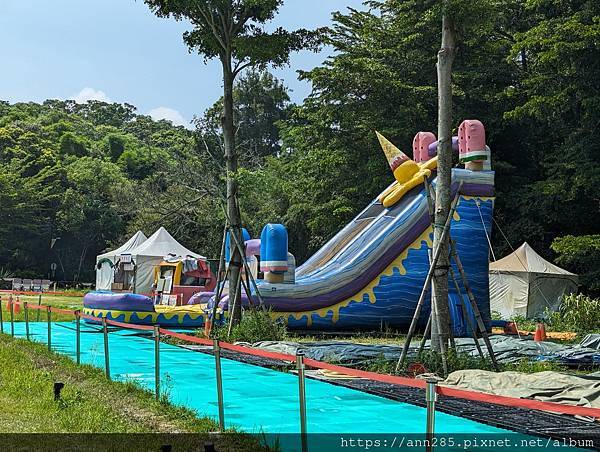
[0,0,598,292]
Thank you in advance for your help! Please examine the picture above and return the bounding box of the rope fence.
[2,291,600,437]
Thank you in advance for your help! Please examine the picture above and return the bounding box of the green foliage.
[502,359,567,374]
[58,132,87,157]
[198,69,291,166]
[547,293,600,333]
[413,348,496,375]
[364,354,397,374]
[144,0,320,71]
[0,100,196,281]
[508,314,537,332]
[552,235,600,295]
[211,309,287,343]
[2,0,599,295]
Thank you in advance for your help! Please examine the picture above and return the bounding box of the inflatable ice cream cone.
[375,132,432,208]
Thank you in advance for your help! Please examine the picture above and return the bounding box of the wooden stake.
[450,240,498,370]
[209,226,229,331]
[227,267,244,338]
[223,213,266,307]
[429,251,448,376]
[448,266,485,360]
[396,187,462,371]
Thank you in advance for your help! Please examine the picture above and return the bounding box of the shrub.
[414,348,496,375]
[547,293,600,333]
[212,309,287,343]
[503,359,567,373]
[508,314,537,332]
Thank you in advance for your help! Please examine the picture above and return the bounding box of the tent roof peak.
[489,242,576,276]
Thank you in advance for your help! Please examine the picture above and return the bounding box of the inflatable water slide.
[251,120,494,332]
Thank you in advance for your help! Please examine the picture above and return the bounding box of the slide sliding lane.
[258,169,495,331]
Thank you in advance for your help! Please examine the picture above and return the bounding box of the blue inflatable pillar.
[260,224,288,283]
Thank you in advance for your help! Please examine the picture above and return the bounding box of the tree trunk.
[431,12,457,351]
[221,61,243,325]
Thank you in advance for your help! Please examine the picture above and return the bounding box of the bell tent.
[95,231,147,290]
[489,242,578,319]
[125,227,204,294]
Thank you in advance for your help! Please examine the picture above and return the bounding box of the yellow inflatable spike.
[375,133,438,208]
[376,131,409,172]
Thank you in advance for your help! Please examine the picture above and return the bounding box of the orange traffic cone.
[534,322,547,342]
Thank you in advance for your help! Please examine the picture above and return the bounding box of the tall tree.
[143,0,318,323]
[198,70,291,166]
[431,2,457,350]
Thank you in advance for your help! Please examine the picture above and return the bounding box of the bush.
[547,293,600,333]
[508,314,537,332]
[503,359,567,373]
[212,309,287,343]
[413,348,496,375]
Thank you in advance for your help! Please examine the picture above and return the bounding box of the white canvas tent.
[95,231,147,290]
[126,227,204,294]
[489,242,578,319]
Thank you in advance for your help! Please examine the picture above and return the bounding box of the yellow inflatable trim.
[83,305,206,323]
[376,157,438,205]
[382,169,431,208]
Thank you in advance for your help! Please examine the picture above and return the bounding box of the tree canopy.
[1,0,598,294]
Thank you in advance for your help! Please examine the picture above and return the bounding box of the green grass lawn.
[0,294,83,323]
[0,333,266,450]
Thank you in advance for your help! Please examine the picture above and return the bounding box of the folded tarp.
[443,369,600,413]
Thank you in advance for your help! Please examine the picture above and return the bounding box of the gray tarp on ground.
[451,336,600,365]
[246,336,600,366]
[580,334,600,350]
[443,369,600,412]
[241,341,404,366]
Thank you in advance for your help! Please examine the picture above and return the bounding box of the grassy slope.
[0,334,265,450]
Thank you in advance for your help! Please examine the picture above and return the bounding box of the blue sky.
[0,0,364,127]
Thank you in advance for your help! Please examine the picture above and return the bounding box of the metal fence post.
[425,379,438,452]
[102,318,110,380]
[213,339,225,432]
[75,310,81,365]
[0,295,4,334]
[296,350,308,452]
[154,325,160,401]
[9,295,14,337]
[46,306,52,351]
[24,301,29,341]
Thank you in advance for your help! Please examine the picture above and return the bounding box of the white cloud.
[71,87,111,104]
[147,106,188,127]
